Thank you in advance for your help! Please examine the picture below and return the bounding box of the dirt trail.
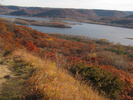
[0,65,11,93]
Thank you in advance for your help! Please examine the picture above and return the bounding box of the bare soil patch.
[0,65,11,93]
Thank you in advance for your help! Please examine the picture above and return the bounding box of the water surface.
[1,15,133,46]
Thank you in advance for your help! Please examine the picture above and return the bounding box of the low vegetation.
[14,19,29,25]
[13,18,73,28]
[0,17,13,22]
[70,63,124,99]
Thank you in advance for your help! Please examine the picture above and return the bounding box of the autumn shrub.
[96,51,130,71]
[104,48,133,57]
[104,48,124,55]
[27,42,37,52]
[5,22,16,32]
[70,62,125,99]
[0,20,6,32]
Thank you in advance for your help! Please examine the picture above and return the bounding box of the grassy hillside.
[0,19,133,99]
[0,49,108,100]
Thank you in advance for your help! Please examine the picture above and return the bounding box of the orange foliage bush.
[27,42,37,52]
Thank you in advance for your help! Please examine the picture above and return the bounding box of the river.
[0,15,133,46]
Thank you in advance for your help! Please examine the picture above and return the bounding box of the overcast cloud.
[2,0,133,11]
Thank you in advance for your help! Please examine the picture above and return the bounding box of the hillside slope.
[94,10,128,17]
[0,6,15,14]
[33,9,97,18]
[33,9,129,18]
[10,9,33,16]
[125,14,133,18]
[0,19,133,99]
[0,49,109,100]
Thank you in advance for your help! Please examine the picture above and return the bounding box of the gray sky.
[2,0,133,11]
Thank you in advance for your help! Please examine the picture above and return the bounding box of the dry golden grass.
[13,19,29,25]
[12,49,109,100]
[0,17,13,22]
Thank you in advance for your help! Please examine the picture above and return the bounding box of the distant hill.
[75,9,97,18]
[33,9,92,18]
[30,8,51,15]
[33,9,129,18]
[27,7,42,10]
[0,6,10,12]
[125,14,133,18]
[5,6,25,10]
[0,6,15,14]
[94,10,128,17]
[10,9,33,16]
[124,11,133,15]
[9,7,51,16]
[0,5,132,19]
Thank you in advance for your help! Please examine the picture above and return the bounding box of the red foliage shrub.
[68,56,83,65]
[27,42,37,52]
[91,57,98,63]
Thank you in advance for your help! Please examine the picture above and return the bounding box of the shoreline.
[84,22,133,29]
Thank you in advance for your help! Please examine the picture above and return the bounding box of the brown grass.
[13,19,29,25]
[0,17,13,22]
[13,49,109,100]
